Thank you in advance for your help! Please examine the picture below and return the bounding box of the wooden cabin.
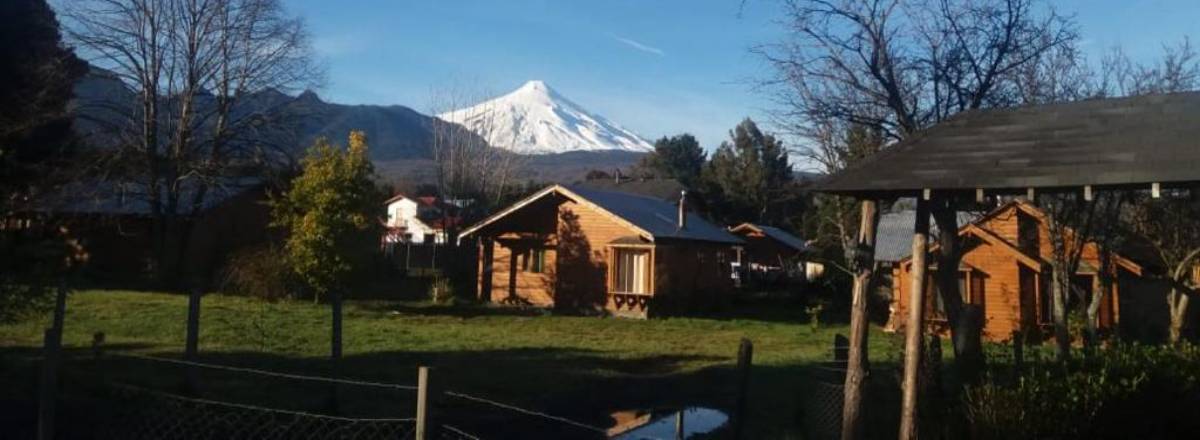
[888,200,1144,341]
[458,185,743,318]
[728,223,806,269]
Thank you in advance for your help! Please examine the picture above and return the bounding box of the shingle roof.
[564,185,742,244]
[576,178,686,201]
[818,92,1200,196]
[875,211,976,263]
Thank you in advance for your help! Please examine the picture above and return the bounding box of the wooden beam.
[899,198,930,440]
[842,199,879,440]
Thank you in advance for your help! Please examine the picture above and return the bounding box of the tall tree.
[0,0,87,323]
[758,1,1078,435]
[0,0,86,199]
[702,118,794,225]
[272,131,382,301]
[62,0,320,284]
[635,134,706,186]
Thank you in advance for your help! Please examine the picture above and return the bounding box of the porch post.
[899,197,930,440]
[841,199,879,440]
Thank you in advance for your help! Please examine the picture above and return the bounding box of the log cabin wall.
[555,199,639,311]
[652,241,737,315]
[887,202,1129,341]
[483,198,561,306]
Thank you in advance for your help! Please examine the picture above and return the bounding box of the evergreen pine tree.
[702,118,794,225]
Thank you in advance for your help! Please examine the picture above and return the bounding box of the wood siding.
[888,202,1129,341]
[472,191,737,317]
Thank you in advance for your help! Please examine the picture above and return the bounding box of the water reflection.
[608,407,728,439]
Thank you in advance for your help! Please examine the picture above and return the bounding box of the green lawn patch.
[0,290,910,438]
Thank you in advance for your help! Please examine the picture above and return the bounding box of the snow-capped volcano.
[437,80,654,155]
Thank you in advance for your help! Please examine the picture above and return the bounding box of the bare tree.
[430,85,527,231]
[61,0,320,283]
[758,4,1077,425]
[1039,191,1110,360]
[1128,190,1200,344]
[1099,39,1200,97]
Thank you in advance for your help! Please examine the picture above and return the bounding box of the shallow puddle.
[607,407,728,439]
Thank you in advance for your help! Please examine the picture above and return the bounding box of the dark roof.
[818,92,1200,196]
[733,223,807,251]
[36,176,261,216]
[564,185,742,244]
[875,211,976,262]
[576,178,686,201]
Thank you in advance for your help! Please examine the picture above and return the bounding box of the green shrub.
[963,343,1200,439]
[219,246,296,301]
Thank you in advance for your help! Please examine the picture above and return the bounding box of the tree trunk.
[841,200,878,440]
[1168,288,1189,344]
[899,198,930,440]
[1085,274,1109,351]
[1051,265,1070,361]
[931,201,982,383]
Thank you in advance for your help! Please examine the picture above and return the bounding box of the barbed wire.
[440,424,483,440]
[443,390,606,434]
[108,381,416,423]
[95,381,419,440]
[106,352,600,436]
[109,352,419,390]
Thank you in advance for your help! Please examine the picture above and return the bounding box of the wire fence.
[94,382,419,440]
[52,350,610,440]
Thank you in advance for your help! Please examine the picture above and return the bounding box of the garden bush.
[963,343,1200,439]
[219,246,297,301]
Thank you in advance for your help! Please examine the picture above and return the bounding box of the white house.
[383,194,454,244]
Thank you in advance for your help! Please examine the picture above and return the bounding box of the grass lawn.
[0,290,912,439]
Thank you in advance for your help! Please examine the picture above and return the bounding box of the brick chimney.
[677,190,688,229]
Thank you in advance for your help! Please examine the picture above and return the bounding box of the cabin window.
[1038,274,1053,324]
[926,271,976,316]
[529,248,546,273]
[614,249,650,294]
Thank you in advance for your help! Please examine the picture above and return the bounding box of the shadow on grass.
[0,342,904,440]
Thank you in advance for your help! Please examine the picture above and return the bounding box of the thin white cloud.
[612,35,665,56]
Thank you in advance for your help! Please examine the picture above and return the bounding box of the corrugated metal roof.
[818,91,1200,195]
[564,185,743,244]
[874,211,976,263]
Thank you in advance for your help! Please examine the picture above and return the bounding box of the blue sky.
[289,0,1199,152]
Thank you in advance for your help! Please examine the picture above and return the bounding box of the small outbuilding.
[728,223,806,269]
[458,185,742,318]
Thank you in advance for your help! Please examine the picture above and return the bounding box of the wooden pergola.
[813,91,1200,440]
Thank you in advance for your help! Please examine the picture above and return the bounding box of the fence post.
[51,280,67,332]
[38,328,62,440]
[184,286,202,394]
[1012,330,1024,375]
[92,332,105,360]
[674,410,685,440]
[331,289,343,360]
[731,338,753,440]
[416,366,431,440]
[833,333,849,363]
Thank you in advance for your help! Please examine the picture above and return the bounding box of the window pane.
[614,249,649,294]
